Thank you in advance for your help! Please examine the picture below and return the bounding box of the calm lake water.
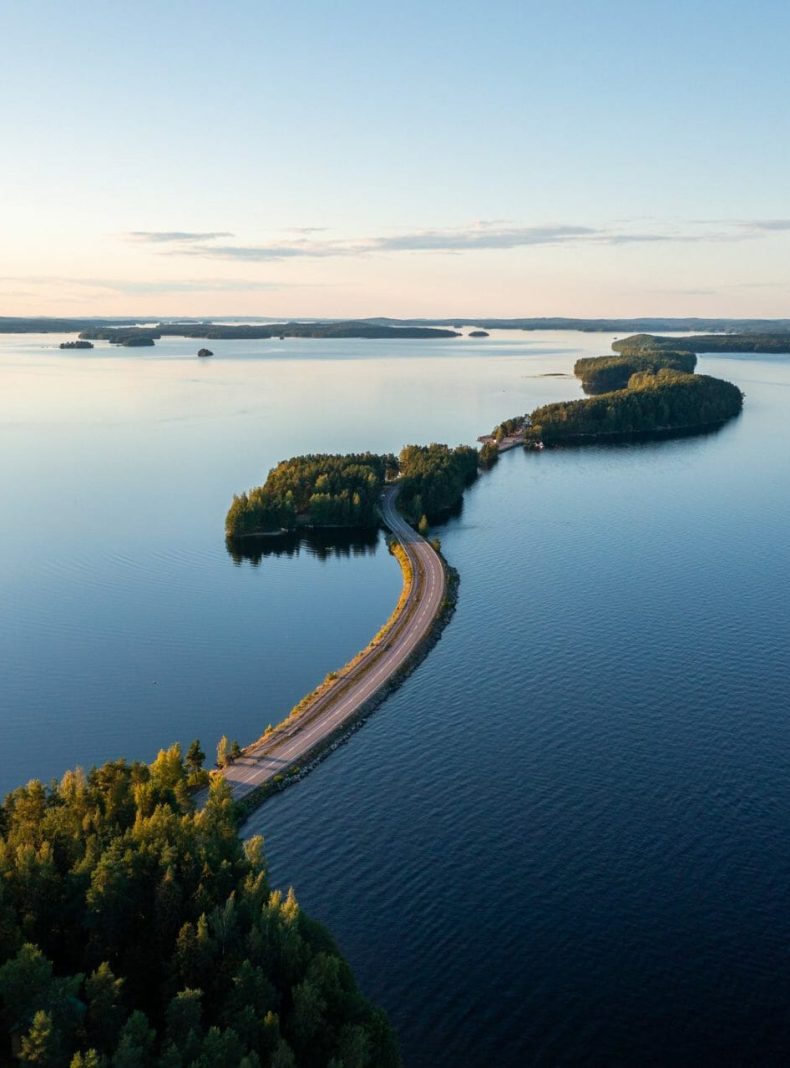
[2,331,790,1064]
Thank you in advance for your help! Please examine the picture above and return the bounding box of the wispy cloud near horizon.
[0,275,300,296]
[126,231,234,244]
[149,217,790,263]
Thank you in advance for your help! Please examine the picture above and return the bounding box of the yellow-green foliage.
[0,750,399,1066]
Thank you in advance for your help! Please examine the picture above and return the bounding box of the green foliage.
[216,736,230,768]
[417,515,429,536]
[531,369,743,442]
[613,332,790,355]
[573,351,696,392]
[226,454,393,537]
[78,323,459,343]
[478,440,499,469]
[397,444,479,521]
[0,751,399,1066]
[491,415,527,438]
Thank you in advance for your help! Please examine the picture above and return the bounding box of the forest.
[0,750,398,1067]
[397,444,479,522]
[573,352,696,393]
[613,332,790,355]
[530,368,743,442]
[225,454,395,537]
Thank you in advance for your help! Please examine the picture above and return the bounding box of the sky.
[2,0,789,319]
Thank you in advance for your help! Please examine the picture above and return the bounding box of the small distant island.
[197,347,213,357]
[59,340,93,350]
[469,330,489,337]
[121,336,155,347]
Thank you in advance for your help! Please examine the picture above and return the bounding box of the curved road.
[220,484,446,800]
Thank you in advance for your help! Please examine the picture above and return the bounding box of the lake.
[2,331,789,1064]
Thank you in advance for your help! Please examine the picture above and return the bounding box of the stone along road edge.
[217,483,448,805]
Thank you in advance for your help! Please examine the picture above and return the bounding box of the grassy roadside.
[231,547,459,821]
[243,536,415,754]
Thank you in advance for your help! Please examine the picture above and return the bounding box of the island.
[121,336,155,347]
[59,340,93,350]
[78,322,460,343]
[574,350,696,393]
[613,332,790,355]
[197,347,213,357]
[469,329,490,337]
[225,445,478,538]
[531,367,742,443]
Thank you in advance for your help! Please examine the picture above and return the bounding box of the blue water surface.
[2,332,789,1064]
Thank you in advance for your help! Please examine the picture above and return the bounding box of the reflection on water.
[226,526,381,566]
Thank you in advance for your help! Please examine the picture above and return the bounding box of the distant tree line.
[226,454,396,537]
[5,315,790,335]
[78,323,458,343]
[573,352,697,393]
[0,749,398,1067]
[530,368,743,442]
[613,332,790,355]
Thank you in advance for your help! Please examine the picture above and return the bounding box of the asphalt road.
[220,484,446,799]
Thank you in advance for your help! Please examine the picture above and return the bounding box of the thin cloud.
[171,224,599,262]
[739,219,790,232]
[371,224,595,251]
[0,275,295,295]
[126,231,234,244]
[139,217,790,263]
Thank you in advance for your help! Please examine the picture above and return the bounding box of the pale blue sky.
[2,0,789,316]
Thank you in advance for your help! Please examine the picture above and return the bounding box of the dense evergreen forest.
[531,369,743,442]
[226,445,481,537]
[613,332,790,355]
[0,751,398,1067]
[397,444,479,522]
[573,352,696,393]
[225,454,394,537]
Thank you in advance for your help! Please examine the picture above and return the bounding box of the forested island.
[573,351,696,393]
[78,323,459,343]
[0,750,398,1066]
[613,332,790,355]
[531,368,743,443]
[226,454,393,535]
[59,341,93,350]
[225,446,479,538]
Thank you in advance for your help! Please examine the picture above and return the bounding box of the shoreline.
[214,485,453,817]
